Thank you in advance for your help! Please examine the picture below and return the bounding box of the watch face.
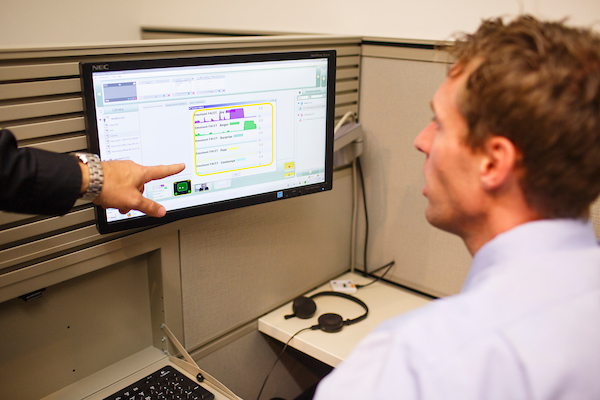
[75,152,87,160]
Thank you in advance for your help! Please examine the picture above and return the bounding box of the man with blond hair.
[315,15,600,399]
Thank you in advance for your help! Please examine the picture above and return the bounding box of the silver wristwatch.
[73,152,104,201]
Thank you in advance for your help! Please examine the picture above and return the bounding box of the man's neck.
[462,206,543,256]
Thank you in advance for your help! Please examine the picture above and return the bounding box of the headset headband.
[308,291,369,326]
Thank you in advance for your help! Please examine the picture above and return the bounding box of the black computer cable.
[256,327,313,400]
[356,260,395,289]
[356,157,369,274]
[355,158,397,287]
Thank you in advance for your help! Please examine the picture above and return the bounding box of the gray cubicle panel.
[355,40,471,298]
[0,35,360,400]
[357,39,600,298]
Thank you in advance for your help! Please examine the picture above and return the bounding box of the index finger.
[143,163,185,182]
[134,196,168,218]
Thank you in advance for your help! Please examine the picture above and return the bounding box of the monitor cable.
[333,111,360,273]
[356,260,395,289]
[334,111,355,133]
[334,113,389,283]
[351,159,359,272]
[256,327,313,400]
[356,157,369,273]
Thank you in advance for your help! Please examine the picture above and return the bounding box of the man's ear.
[479,136,520,191]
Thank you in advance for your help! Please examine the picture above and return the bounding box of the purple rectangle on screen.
[227,109,245,120]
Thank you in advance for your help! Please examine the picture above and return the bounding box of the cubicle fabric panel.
[357,41,600,297]
[179,168,354,352]
[357,44,470,298]
[0,35,361,275]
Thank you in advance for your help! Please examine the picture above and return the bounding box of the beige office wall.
[0,0,143,47]
[2,0,598,47]
[356,47,472,297]
[141,0,600,42]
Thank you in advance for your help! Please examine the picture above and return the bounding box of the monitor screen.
[80,51,336,234]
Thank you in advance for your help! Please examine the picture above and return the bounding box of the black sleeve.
[0,129,82,215]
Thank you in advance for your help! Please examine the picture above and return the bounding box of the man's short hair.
[449,15,600,219]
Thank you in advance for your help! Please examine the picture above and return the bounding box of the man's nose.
[414,122,434,154]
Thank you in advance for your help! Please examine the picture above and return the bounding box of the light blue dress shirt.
[314,219,600,399]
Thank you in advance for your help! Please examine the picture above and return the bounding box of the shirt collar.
[462,219,598,292]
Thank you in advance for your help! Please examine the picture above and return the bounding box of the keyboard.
[103,365,215,400]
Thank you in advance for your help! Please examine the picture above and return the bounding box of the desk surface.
[258,272,432,367]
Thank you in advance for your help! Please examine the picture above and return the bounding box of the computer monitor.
[80,51,336,234]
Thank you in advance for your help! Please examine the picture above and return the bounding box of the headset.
[284,291,369,333]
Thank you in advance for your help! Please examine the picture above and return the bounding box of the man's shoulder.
[374,253,600,363]
[372,294,493,363]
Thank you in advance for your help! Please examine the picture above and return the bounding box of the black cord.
[356,157,369,273]
[256,327,312,400]
[356,261,395,289]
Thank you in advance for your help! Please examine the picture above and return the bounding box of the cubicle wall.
[356,39,600,298]
[0,35,361,400]
[354,41,470,297]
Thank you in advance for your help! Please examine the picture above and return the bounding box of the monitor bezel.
[80,50,336,234]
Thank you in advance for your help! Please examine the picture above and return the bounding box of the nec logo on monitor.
[92,64,110,71]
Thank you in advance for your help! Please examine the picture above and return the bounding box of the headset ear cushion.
[318,313,344,333]
[292,296,317,319]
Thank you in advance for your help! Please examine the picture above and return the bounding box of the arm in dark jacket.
[0,129,81,215]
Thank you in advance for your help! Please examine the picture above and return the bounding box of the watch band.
[73,152,104,201]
